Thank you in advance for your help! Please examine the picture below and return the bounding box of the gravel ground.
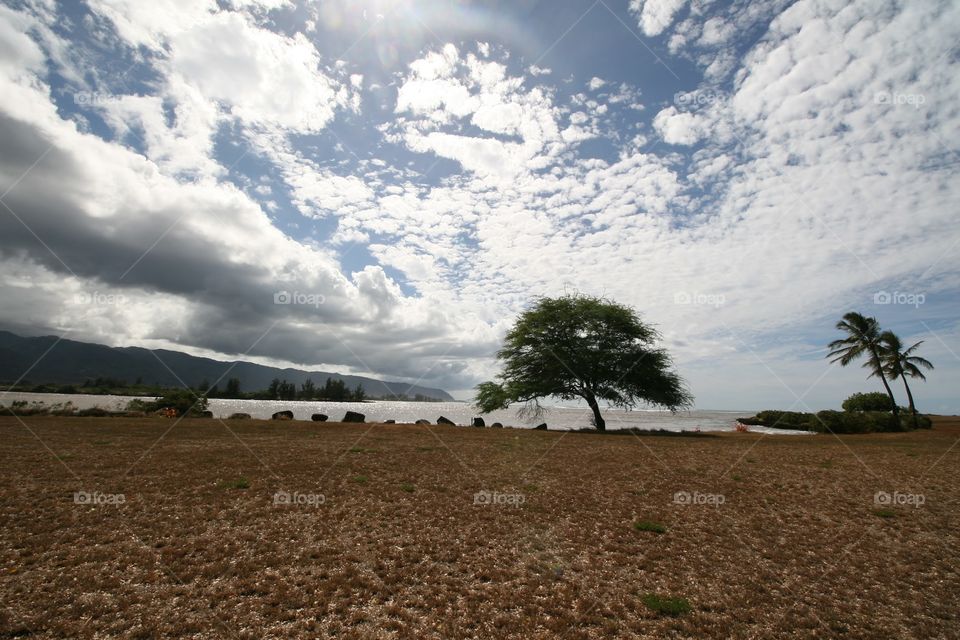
[1,415,958,639]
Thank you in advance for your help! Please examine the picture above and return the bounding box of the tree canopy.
[474,295,692,430]
[842,391,894,412]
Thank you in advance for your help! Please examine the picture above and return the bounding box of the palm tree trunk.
[871,347,900,421]
[585,393,606,431]
[901,378,919,429]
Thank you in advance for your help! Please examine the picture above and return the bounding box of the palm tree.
[880,331,934,429]
[826,312,899,420]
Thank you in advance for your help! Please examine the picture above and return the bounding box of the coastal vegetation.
[475,295,692,431]
[740,311,935,433]
[0,376,443,403]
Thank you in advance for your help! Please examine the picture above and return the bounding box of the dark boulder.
[77,407,110,417]
[272,410,294,420]
[343,411,365,423]
[384,419,396,424]
[472,417,485,427]
[491,422,503,428]
[311,413,328,422]
[534,423,548,430]
[228,412,251,420]
[415,419,431,425]
[437,416,455,425]
[197,410,214,418]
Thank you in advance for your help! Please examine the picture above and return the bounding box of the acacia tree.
[474,295,693,431]
[880,331,933,429]
[826,312,899,420]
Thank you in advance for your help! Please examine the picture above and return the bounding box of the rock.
[343,411,365,423]
[437,416,455,425]
[491,422,503,428]
[311,413,328,422]
[272,410,294,420]
[472,417,486,427]
[77,407,110,417]
[228,412,251,420]
[415,419,431,425]
[197,410,213,418]
[384,419,396,424]
[534,423,548,430]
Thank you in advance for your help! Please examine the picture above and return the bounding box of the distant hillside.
[0,331,454,401]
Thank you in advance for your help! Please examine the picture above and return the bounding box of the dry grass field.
[1,415,958,639]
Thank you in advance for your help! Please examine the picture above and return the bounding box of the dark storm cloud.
[0,111,491,389]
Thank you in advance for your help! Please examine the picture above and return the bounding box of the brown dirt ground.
[1,415,958,639]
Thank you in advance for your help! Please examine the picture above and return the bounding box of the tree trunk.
[871,347,899,420]
[585,394,605,431]
[901,378,919,429]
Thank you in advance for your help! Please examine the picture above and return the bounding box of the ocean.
[0,392,810,434]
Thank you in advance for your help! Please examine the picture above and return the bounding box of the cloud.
[629,0,687,37]
[0,0,958,409]
[166,11,346,132]
[392,44,564,182]
[588,77,606,91]
[0,8,486,387]
[652,106,703,145]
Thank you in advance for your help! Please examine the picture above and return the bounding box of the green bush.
[641,593,691,616]
[740,409,929,433]
[754,410,817,431]
[634,520,667,534]
[899,412,932,429]
[842,392,894,412]
[127,389,208,417]
[813,410,900,433]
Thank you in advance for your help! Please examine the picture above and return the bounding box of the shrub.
[641,593,691,616]
[634,520,666,534]
[814,410,900,434]
[75,407,110,417]
[842,392,894,412]
[754,410,817,431]
[219,478,250,490]
[740,409,926,433]
[127,390,208,417]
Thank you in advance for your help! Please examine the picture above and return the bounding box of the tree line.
[199,377,367,401]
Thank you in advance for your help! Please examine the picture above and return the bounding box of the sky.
[0,0,957,412]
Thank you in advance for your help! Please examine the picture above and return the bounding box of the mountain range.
[0,331,454,401]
